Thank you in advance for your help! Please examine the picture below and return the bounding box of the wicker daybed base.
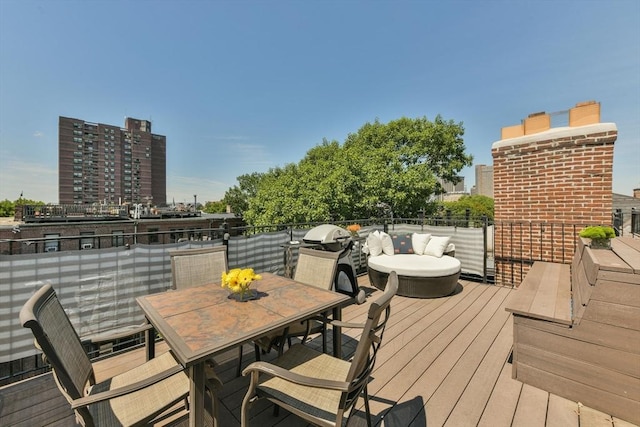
[368,267,460,298]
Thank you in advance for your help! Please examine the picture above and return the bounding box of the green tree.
[441,195,494,221]
[222,172,264,217]
[0,199,14,217]
[242,116,472,225]
[0,198,46,217]
[202,200,227,214]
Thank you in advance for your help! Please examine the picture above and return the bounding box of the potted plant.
[346,223,361,237]
[578,225,615,249]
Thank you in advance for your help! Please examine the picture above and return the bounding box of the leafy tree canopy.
[440,195,494,221]
[202,200,227,214]
[0,198,45,217]
[223,172,264,217]
[231,116,472,226]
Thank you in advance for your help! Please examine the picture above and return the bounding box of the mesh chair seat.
[86,352,189,426]
[256,344,352,423]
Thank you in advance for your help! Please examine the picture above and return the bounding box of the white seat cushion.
[368,254,461,277]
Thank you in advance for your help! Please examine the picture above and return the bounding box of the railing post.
[612,208,623,237]
[482,215,488,284]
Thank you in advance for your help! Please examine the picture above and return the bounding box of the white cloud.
[33,131,44,137]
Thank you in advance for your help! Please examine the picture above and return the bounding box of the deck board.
[1,276,638,427]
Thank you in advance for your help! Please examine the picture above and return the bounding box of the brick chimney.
[492,101,617,284]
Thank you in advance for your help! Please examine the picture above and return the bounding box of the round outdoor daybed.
[367,254,461,298]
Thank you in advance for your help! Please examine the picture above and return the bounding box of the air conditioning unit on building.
[82,243,93,250]
[45,246,58,252]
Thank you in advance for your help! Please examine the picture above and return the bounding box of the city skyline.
[1,0,638,204]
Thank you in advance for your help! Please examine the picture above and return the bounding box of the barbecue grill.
[303,224,366,303]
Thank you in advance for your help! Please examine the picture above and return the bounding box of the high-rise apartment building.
[472,164,494,197]
[59,116,166,205]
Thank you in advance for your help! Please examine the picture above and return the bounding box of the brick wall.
[492,122,617,285]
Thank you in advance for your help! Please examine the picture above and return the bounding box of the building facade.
[437,176,466,201]
[59,116,166,205]
[472,164,494,197]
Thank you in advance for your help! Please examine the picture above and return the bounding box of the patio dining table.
[137,272,351,427]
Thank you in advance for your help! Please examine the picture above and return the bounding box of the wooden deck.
[1,276,637,427]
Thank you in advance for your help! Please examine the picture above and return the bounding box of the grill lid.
[303,224,351,244]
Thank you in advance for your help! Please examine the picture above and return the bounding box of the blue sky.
[1,0,638,205]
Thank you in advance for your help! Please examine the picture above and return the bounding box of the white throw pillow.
[411,233,431,255]
[423,236,451,258]
[379,231,395,256]
[366,230,383,257]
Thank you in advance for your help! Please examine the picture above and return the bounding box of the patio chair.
[19,283,221,427]
[170,245,246,380]
[169,245,228,289]
[253,248,341,358]
[241,271,398,427]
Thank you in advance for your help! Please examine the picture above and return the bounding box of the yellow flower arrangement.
[221,268,262,299]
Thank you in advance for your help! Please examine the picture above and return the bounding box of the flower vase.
[230,288,257,302]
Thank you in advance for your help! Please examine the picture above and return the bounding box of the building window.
[170,229,183,243]
[148,228,159,244]
[44,234,60,252]
[112,230,125,247]
[80,232,95,250]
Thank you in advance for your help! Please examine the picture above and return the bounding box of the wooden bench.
[505,237,640,425]
[505,261,572,325]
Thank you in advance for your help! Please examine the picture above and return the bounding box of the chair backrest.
[19,284,95,403]
[293,247,341,290]
[341,271,398,415]
[169,246,228,290]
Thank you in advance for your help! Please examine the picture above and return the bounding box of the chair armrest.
[242,361,350,391]
[329,319,366,329]
[311,316,365,329]
[83,323,153,345]
[71,364,183,409]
